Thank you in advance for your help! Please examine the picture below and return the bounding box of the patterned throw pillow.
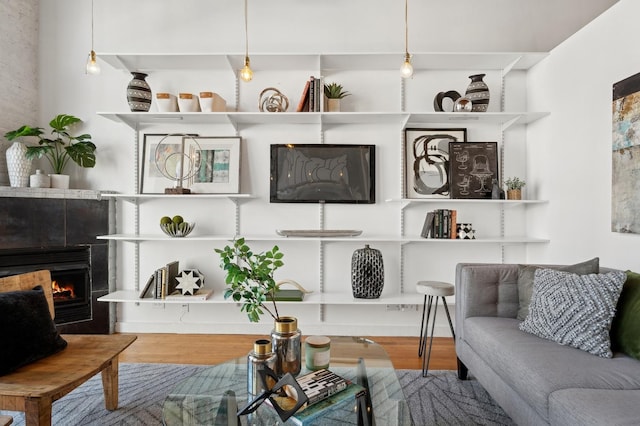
[516,258,600,320]
[519,268,626,358]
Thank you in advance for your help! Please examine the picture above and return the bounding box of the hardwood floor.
[117,333,457,371]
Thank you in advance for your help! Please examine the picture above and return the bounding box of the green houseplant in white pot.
[23,114,96,189]
[324,82,351,112]
[216,238,301,376]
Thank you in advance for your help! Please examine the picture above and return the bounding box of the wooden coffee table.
[163,336,412,425]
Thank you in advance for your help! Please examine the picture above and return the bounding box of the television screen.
[270,144,375,204]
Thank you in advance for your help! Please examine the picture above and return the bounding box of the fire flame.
[52,280,76,299]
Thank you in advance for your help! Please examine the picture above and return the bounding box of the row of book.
[139,260,179,299]
[421,209,458,239]
[138,261,212,300]
[296,75,323,112]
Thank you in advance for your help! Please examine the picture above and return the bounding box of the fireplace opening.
[0,247,92,325]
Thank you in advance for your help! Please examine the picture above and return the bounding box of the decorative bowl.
[160,222,195,238]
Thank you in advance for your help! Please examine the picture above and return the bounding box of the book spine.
[309,76,316,112]
[450,209,457,239]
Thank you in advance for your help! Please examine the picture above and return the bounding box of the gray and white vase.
[351,244,384,299]
[465,74,490,112]
[126,72,152,112]
[6,141,32,187]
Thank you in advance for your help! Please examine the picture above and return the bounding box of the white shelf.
[100,193,253,204]
[98,290,423,305]
[403,236,549,244]
[388,198,548,205]
[97,111,548,130]
[97,234,236,242]
[99,52,548,73]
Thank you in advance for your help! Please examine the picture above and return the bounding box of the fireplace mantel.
[0,187,114,200]
[0,187,115,334]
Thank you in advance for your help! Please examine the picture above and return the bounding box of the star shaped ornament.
[175,270,203,295]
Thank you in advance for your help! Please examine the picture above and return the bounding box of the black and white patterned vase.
[351,245,384,299]
[126,72,152,112]
[465,74,490,112]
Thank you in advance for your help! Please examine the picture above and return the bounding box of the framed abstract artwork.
[404,128,467,198]
[448,142,499,199]
[612,71,640,233]
[140,134,241,194]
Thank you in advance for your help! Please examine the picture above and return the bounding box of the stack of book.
[139,260,179,299]
[296,76,323,112]
[421,209,458,239]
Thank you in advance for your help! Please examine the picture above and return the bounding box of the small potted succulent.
[505,177,526,200]
[324,82,351,112]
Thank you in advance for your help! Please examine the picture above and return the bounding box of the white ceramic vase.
[49,174,70,189]
[6,141,32,187]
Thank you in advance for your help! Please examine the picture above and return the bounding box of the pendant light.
[239,0,253,82]
[85,0,100,75]
[400,0,414,78]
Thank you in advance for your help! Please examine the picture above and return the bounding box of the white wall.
[527,0,640,272]
[20,0,626,336]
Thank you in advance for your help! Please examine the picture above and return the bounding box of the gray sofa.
[455,263,640,426]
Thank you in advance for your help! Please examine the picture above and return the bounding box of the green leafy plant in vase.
[215,237,285,322]
[505,176,526,200]
[324,82,351,112]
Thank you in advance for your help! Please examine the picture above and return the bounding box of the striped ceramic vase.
[465,74,490,112]
[126,72,152,112]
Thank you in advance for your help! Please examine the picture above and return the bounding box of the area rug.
[0,364,514,425]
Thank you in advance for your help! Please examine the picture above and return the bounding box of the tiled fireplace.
[0,188,113,334]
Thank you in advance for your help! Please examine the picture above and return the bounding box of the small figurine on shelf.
[491,178,505,199]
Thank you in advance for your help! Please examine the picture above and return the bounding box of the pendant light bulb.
[400,0,413,78]
[240,0,253,82]
[240,56,253,82]
[86,50,100,75]
[401,53,413,78]
[85,0,99,75]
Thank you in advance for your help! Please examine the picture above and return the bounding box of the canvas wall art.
[448,142,498,199]
[612,71,640,233]
[404,128,467,198]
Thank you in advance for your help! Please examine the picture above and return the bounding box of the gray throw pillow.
[517,257,599,320]
[519,268,626,358]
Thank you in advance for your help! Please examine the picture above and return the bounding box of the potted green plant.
[215,237,285,322]
[324,82,351,112]
[216,238,302,376]
[505,176,526,200]
[23,114,96,188]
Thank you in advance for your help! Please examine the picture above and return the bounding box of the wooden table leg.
[101,357,119,411]
[24,396,52,426]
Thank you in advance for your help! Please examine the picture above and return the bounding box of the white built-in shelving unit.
[96,51,550,308]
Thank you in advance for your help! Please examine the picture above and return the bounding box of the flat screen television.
[270,144,375,204]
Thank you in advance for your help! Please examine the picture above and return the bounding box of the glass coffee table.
[163,336,412,425]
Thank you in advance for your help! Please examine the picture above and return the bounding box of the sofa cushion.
[0,286,68,376]
[517,257,599,320]
[611,270,640,360]
[463,317,640,422]
[519,269,625,358]
[549,389,640,426]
